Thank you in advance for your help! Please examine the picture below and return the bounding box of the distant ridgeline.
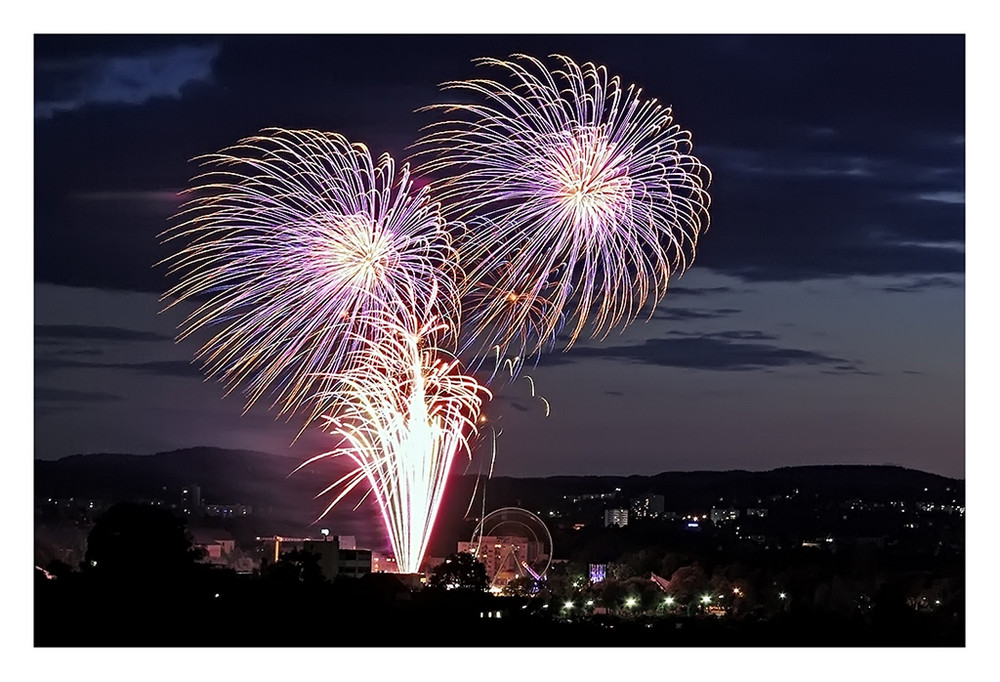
[455,465,964,513]
[35,446,963,527]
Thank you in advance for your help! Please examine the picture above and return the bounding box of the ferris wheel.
[469,507,553,588]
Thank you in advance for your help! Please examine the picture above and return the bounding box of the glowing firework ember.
[296,311,490,574]
[161,128,459,424]
[414,54,712,358]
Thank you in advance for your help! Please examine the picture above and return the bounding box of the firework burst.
[414,54,712,357]
[296,310,490,574]
[161,128,460,424]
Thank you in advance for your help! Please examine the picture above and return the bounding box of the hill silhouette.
[35,447,964,558]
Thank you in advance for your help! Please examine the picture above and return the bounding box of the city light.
[665,597,675,606]
[625,597,637,608]
[701,595,712,604]
[563,601,574,610]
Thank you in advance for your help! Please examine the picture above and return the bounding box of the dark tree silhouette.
[84,502,202,578]
[262,548,325,585]
[427,552,488,591]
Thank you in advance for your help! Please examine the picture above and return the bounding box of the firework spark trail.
[461,254,566,374]
[413,54,712,361]
[296,311,491,574]
[161,128,460,426]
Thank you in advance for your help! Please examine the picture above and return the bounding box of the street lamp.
[625,597,638,608]
[700,594,712,605]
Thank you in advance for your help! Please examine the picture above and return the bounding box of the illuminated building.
[256,535,372,581]
[604,508,628,528]
[562,489,621,503]
[710,508,739,525]
[334,535,356,550]
[371,551,399,573]
[630,494,664,519]
[204,503,252,518]
[190,528,236,564]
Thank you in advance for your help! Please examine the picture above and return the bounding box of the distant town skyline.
[34,34,965,479]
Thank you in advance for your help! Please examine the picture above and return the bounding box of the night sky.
[33,33,966,479]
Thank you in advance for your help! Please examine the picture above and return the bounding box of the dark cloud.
[663,285,740,297]
[35,40,221,119]
[35,356,201,379]
[651,307,742,322]
[696,137,964,283]
[35,357,95,374]
[51,348,104,357]
[680,35,964,284]
[880,276,965,294]
[35,386,123,403]
[699,330,777,341]
[35,325,173,343]
[820,366,878,376]
[126,360,203,378]
[538,335,863,373]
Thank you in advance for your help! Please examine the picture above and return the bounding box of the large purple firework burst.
[414,53,712,360]
[161,128,460,426]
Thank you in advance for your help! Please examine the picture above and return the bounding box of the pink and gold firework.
[296,310,490,574]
